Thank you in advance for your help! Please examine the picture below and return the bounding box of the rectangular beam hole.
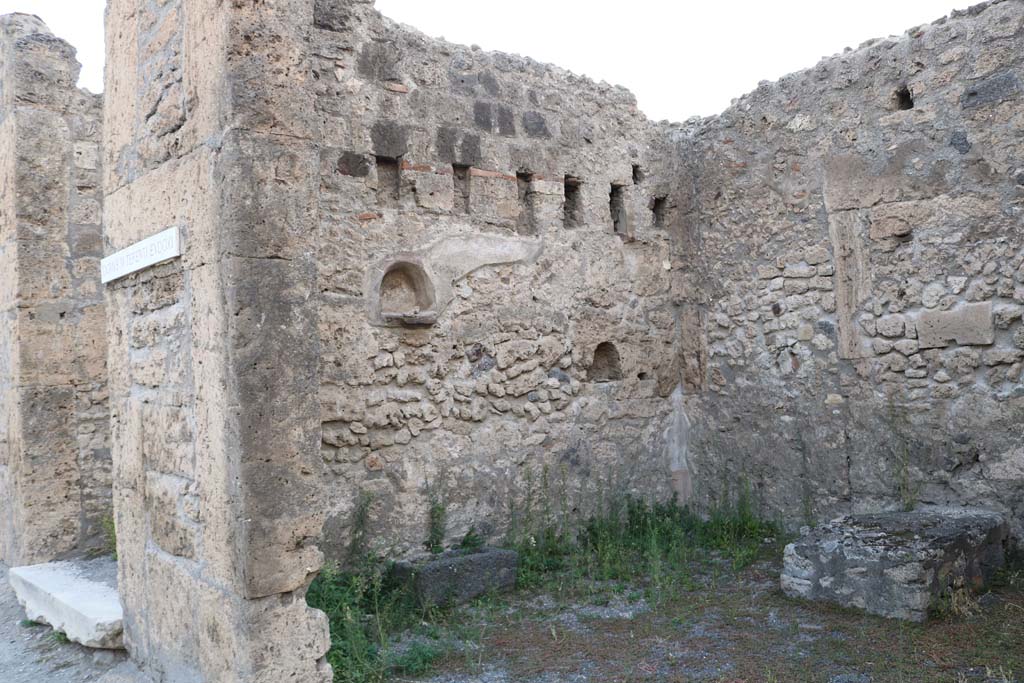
[375,156,400,207]
[610,183,626,234]
[453,164,471,214]
[516,171,536,234]
[652,196,667,229]
[563,175,582,228]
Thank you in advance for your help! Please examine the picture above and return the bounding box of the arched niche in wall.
[587,341,623,382]
[367,257,438,326]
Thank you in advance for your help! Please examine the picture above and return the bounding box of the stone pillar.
[0,14,109,566]
[103,0,330,680]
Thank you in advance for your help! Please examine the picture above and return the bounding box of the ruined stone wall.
[686,0,1024,539]
[311,0,699,560]
[0,14,109,566]
[9,0,1016,679]
[103,0,330,680]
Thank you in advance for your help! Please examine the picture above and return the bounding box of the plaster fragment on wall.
[917,302,995,349]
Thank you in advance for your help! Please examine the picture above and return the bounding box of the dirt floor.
[391,555,1024,683]
[2,554,1020,683]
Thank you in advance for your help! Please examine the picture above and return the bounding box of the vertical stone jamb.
[104,0,329,680]
[0,14,109,566]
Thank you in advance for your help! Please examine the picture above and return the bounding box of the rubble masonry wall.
[686,0,1024,539]
[310,0,702,560]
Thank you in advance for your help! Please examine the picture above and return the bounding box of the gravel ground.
[0,562,129,683]
[397,558,1024,683]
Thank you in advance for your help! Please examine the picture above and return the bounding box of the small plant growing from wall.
[101,514,117,559]
[424,482,447,554]
[885,401,920,512]
[459,526,484,552]
[347,492,374,567]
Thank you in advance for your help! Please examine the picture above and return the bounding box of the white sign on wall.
[101,227,182,284]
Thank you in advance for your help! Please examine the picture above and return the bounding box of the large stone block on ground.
[781,508,1007,622]
[391,547,518,607]
[8,558,124,648]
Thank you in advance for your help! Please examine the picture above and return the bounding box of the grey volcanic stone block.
[8,558,124,648]
[391,547,518,607]
[781,508,1007,622]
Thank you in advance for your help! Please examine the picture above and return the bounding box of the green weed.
[884,402,920,512]
[307,565,426,683]
[347,492,373,566]
[102,514,117,559]
[308,492,779,682]
[512,492,779,593]
[425,486,447,555]
[388,640,446,676]
[459,526,485,553]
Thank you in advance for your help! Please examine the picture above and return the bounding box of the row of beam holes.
[565,165,667,233]
[634,164,669,230]
[375,157,667,232]
[376,157,474,214]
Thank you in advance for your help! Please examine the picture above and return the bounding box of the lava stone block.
[390,547,518,607]
[781,508,1007,621]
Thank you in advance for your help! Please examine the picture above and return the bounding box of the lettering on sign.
[101,227,182,284]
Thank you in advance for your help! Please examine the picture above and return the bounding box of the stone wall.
[0,14,109,566]
[310,0,700,561]
[103,0,330,680]
[4,0,1016,680]
[685,0,1024,539]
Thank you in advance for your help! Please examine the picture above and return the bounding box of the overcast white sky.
[6,0,971,120]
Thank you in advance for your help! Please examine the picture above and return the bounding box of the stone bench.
[781,508,1008,621]
[8,558,124,649]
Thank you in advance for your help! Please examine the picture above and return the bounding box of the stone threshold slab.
[8,558,124,649]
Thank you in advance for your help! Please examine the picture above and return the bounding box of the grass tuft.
[513,493,779,591]
[424,487,447,555]
[102,514,118,559]
[49,630,70,644]
[306,564,447,683]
